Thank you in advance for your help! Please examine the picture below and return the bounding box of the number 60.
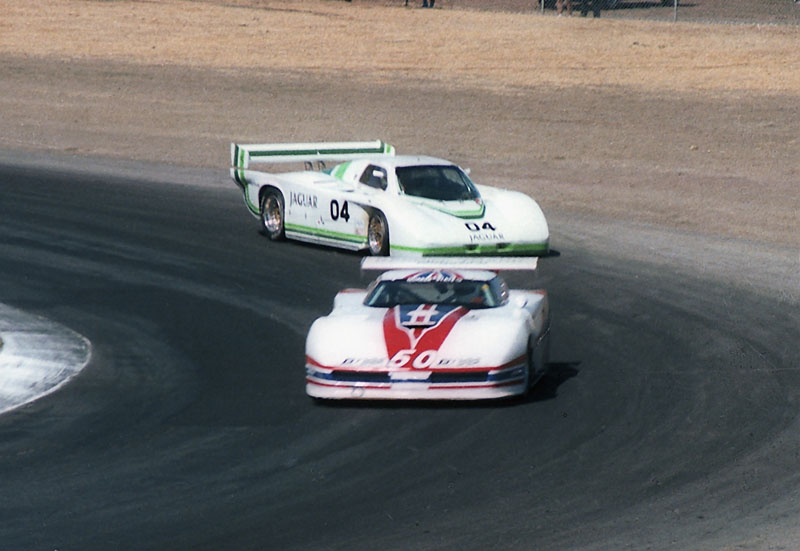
[389,349,438,369]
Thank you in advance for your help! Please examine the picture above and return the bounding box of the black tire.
[540,329,551,375]
[260,188,285,241]
[367,211,389,256]
[526,330,551,393]
[522,351,533,399]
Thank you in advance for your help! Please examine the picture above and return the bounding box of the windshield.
[395,165,480,201]
[364,278,505,309]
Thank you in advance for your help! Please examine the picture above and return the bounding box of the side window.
[359,165,388,191]
[490,276,509,305]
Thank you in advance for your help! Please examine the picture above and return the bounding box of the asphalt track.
[0,156,798,550]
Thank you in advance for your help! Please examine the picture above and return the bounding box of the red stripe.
[306,378,525,390]
[428,378,525,389]
[306,354,526,373]
[306,378,389,389]
[305,355,328,368]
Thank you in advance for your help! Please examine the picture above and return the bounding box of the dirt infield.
[0,0,797,246]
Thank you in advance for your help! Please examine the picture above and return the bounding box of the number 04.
[330,199,350,222]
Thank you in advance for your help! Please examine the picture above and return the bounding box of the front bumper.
[305,360,527,401]
[391,240,550,257]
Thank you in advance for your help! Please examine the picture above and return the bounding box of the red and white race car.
[305,257,550,400]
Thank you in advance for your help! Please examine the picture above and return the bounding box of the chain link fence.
[398,0,800,24]
[548,0,800,24]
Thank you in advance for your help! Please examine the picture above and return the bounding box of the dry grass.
[1,0,797,247]
[2,0,799,94]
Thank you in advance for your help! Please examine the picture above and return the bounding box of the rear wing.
[361,256,538,274]
[231,140,395,169]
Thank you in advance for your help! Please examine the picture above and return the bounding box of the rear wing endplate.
[231,140,395,169]
[361,256,538,273]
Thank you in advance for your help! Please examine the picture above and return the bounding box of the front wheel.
[367,211,389,256]
[260,188,285,241]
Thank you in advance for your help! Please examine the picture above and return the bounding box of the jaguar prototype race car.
[230,140,549,257]
[305,257,550,400]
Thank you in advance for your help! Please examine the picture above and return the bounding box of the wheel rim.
[263,196,282,233]
[368,215,386,254]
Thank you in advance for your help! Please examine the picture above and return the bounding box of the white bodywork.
[305,259,550,400]
[231,140,549,257]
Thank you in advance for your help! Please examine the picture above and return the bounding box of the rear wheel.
[260,189,285,241]
[367,211,389,256]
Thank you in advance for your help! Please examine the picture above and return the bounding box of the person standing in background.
[579,0,601,16]
[557,0,572,16]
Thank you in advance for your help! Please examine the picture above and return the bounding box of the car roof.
[376,269,498,283]
[373,155,455,169]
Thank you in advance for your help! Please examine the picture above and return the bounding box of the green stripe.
[250,144,390,159]
[285,223,366,244]
[234,171,260,216]
[391,241,550,256]
[244,188,259,215]
[330,162,351,179]
[425,202,486,219]
[403,198,486,219]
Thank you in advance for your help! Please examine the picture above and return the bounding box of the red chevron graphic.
[383,304,468,369]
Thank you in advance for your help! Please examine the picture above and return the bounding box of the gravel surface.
[1,0,797,257]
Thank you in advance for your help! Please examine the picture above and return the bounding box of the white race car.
[305,257,550,400]
[231,140,549,256]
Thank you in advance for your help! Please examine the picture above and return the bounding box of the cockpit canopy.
[394,165,480,201]
[363,270,509,309]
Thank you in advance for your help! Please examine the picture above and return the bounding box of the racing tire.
[260,188,285,241]
[524,343,536,399]
[524,330,551,397]
[367,211,390,256]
